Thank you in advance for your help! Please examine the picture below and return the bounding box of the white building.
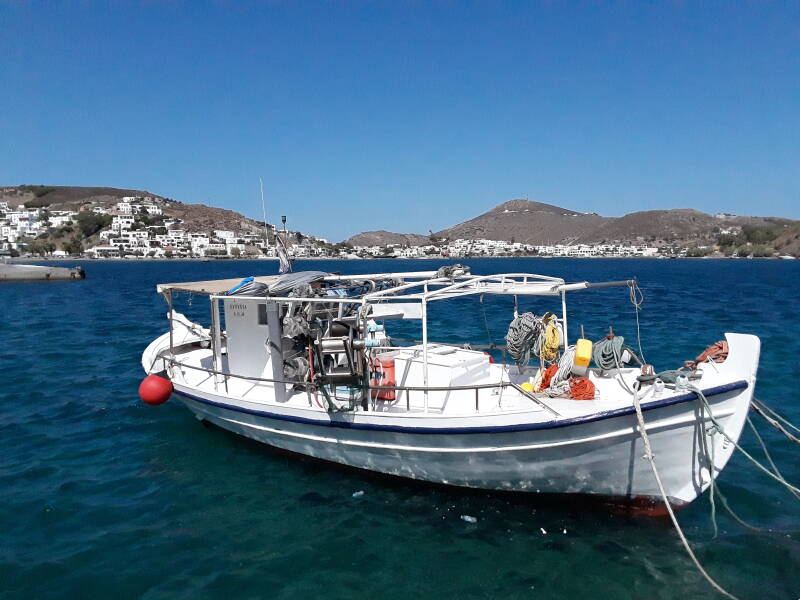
[86,244,120,258]
[112,215,135,231]
[133,203,163,216]
[49,211,77,227]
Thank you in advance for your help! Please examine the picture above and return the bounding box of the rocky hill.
[161,202,266,235]
[771,222,800,256]
[433,199,609,245]
[576,209,793,246]
[345,230,430,247]
[344,198,796,248]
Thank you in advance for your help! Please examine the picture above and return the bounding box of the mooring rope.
[631,386,739,599]
[704,418,719,539]
[690,386,800,498]
[707,417,800,533]
[745,415,800,501]
[751,398,800,445]
[712,482,772,533]
[629,280,646,364]
[752,397,800,435]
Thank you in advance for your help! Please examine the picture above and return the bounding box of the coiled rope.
[506,312,561,368]
[544,345,575,397]
[505,312,543,368]
[569,377,595,400]
[534,313,561,363]
[592,335,642,371]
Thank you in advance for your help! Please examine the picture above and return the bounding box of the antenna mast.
[259,177,268,247]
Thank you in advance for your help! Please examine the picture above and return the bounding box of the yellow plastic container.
[574,338,593,368]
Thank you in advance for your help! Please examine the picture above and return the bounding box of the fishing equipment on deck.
[505,311,561,369]
[506,312,545,368]
[435,264,470,279]
[534,312,561,363]
[572,337,592,377]
[569,377,595,400]
[544,345,575,397]
[636,369,701,386]
[592,334,642,371]
[685,340,729,370]
[370,357,397,401]
[225,276,269,296]
[540,364,559,390]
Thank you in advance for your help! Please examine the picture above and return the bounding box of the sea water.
[1,258,798,599]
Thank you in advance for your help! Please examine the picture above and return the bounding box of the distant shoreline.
[7,255,794,264]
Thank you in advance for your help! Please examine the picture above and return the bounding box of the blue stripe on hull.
[173,380,749,435]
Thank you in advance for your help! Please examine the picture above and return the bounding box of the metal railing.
[163,354,560,417]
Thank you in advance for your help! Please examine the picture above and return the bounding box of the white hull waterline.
[140,269,760,512]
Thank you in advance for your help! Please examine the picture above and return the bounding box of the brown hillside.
[165,202,265,235]
[771,222,800,256]
[433,199,609,245]
[345,230,430,246]
[1,185,163,210]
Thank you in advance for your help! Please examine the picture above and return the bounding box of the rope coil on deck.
[505,312,561,368]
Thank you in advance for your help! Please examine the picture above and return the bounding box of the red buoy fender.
[139,374,173,406]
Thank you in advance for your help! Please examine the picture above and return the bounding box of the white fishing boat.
[139,268,760,513]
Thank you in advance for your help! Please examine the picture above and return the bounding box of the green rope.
[592,335,643,370]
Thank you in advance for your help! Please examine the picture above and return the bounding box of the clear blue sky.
[1,1,798,241]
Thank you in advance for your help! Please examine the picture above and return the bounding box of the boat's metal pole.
[209,297,216,391]
[167,290,174,353]
[210,297,223,391]
[422,286,429,414]
[561,290,568,346]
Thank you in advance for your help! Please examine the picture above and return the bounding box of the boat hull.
[173,379,752,508]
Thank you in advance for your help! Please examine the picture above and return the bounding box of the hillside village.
[0,187,327,259]
[0,195,669,259]
[1,186,797,259]
[0,187,662,259]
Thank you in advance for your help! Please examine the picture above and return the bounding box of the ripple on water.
[1,258,799,599]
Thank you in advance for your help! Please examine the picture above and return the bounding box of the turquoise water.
[2,258,798,599]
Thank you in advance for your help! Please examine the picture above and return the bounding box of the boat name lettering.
[228,302,248,317]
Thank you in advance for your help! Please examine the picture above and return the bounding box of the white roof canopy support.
[362,273,566,303]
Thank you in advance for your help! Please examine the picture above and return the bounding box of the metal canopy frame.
[160,271,635,413]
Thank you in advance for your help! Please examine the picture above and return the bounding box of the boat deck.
[164,343,728,423]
